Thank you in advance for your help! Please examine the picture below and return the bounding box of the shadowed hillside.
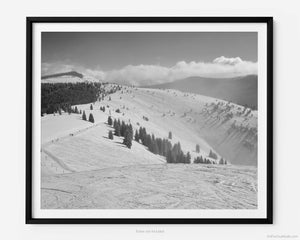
[41,71,100,83]
[147,75,258,109]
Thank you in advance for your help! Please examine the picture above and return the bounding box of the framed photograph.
[26,17,273,224]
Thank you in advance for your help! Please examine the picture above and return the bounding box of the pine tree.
[196,144,200,153]
[186,152,191,164]
[58,108,62,115]
[82,110,87,121]
[166,150,173,163]
[120,121,126,136]
[168,131,172,139]
[134,130,139,142]
[75,106,79,114]
[152,140,159,154]
[107,116,113,126]
[139,127,145,143]
[156,138,163,155]
[172,143,181,156]
[90,104,93,110]
[123,129,133,149]
[129,124,133,135]
[88,113,94,123]
[115,123,121,136]
[151,134,155,143]
[145,134,152,149]
[113,119,117,129]
[177,152,183,163]
[108,130,114,140]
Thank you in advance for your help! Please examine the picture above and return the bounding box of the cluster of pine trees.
[108,130,114,140]
[100,106,105,112]
[107,117,190,163]
[166,143,191,164]
[54,105,82,115]
[219,158,227,165]
[41,82,102,115]
[194,156,213,164]
[134,127,190,163]
[82,110,94,123]
[108,117,133,148]
[194,155,227,165]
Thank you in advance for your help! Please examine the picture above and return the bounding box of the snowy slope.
[42,85,257,168]
[41,85,258,209]
[42,164,257,209]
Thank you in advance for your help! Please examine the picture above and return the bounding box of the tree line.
[41,82,102,115]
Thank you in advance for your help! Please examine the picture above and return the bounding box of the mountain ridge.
[41,71,100,83]
[146,74,258,109]
[42,71,83,80]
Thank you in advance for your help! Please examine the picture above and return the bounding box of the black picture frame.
[26,16,273,224]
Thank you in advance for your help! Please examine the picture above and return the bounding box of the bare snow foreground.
[42,164,257,209]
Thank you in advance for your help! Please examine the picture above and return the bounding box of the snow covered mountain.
[41,85,257,209]
[147,75,258,109]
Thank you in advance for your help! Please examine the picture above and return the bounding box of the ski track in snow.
[41,164,257,209]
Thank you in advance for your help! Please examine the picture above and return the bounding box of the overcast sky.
[42,32,257,85]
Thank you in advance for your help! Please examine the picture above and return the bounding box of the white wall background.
[0,0,299,239]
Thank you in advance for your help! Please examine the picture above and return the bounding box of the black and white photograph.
[26,18,272,223]
[4,0,300,238]
[41,31,259,208]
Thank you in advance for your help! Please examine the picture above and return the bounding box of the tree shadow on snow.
[102,136,127,148]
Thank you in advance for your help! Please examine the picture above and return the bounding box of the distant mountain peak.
[41,71,101,83]
[146,74,258,109]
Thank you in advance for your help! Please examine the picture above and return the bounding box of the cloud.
[84,68,106,80]
[102,57,257,86]
[42,56,257,86]
[104,65,170,86]
[213,56,243,65]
